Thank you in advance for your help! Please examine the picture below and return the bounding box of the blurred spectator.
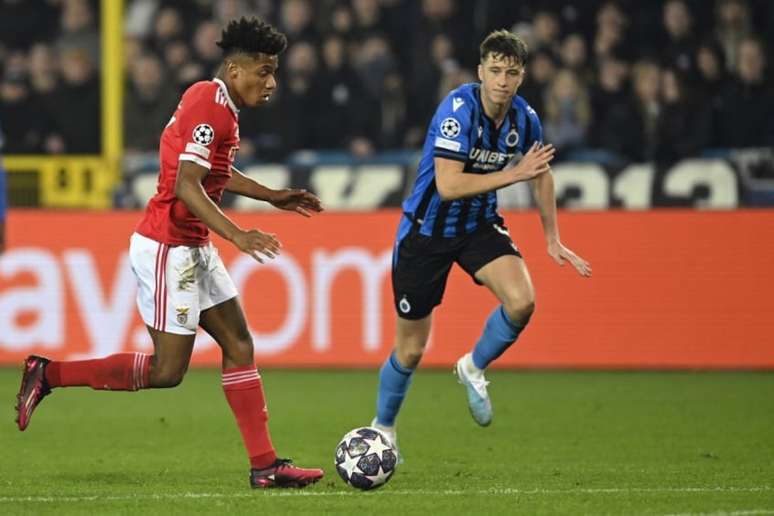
[314,35,378,151]
[355,34,396,101]
[715,36,774,147]
[376,69,410,149]
[714,0,753,72]
[124,0,159,39]
[532,10,561,56]
[593,1,632,63]
[6,0,772,160]
[213,0,274,26]
[559,32,592,83]
[543,69,591,153]
[124,53,178,153]
[159,39,200,93]
[150,7,184,54]
[631,60,662,161]
[352,0,382,35]
[27,43,58,96]
[57,0,100,66]
[276,41,325,152]
[696,39,729,100]
[191,21,223,76]
[0,70,59,153]
[519,49,557,115]
[279,0,319,44]
[329,3,355,40]
[660,0,698,78]
[46,48,100,153]
[589,57,640,161]
[653,68,712,166]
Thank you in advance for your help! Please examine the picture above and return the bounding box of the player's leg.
[197,243,322,488]
[373,223,454,451]
[373,314,432,433]
[455,223,533,426]
[15,234,199,431]
[469,254,534,370]
[199,297,323,488]
[15,329,192,431]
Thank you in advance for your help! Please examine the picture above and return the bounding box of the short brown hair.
[480,30,528,66]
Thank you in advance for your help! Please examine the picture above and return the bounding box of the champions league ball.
[334,427,398,490]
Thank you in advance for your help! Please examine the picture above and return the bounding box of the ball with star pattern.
[334,427,397,490]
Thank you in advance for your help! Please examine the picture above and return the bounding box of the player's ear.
[477,63,483,82]
[226,59,240,79]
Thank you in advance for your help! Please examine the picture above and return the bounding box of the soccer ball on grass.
[334,427,397,490]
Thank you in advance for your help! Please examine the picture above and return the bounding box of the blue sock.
[471,305,526,369]
[376,352,415,426]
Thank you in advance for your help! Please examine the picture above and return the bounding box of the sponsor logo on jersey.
[468,148,515,168]
[440,117,461,139]
[452,97,464,112]
[434,137,461,152]
[192,124,215,146]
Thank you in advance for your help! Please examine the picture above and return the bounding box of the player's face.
[478,54,524,106]
[229,53,279,108]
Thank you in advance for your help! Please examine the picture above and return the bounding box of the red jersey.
[136,78,240,246]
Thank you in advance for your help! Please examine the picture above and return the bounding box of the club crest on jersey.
[505,128,519,147]
[440,117,461,139]
[193,124,215,146]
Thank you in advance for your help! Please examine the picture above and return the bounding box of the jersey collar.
[213,77,240,115]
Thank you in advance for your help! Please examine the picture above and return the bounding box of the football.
[334,427,398,490]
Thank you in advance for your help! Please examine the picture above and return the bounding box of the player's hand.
[511,142,555,182]
[232,229,281,263]
[270,188,323,217]
[547,240,592,277]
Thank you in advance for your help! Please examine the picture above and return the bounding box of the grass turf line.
[2,369,772,515]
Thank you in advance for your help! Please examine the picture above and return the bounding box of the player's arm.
[175,161,280,262]
[435,142,555,201]
[226,166,323,217]
[530,167,592,277]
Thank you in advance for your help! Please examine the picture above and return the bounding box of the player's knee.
[396,342,425,369]
[224,337,255,367]
[152,366,186,388]
[503,295,535,324]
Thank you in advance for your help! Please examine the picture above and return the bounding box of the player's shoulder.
[438,83,479,114]
[180,80,231,112]
[513,94,541,121]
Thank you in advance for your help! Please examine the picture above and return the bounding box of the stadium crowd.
[0,0,772,165]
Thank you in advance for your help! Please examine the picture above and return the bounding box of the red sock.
[222,365,277,469]
[45,353,152,391]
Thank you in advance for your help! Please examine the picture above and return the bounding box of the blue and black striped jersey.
[401,82,543,238]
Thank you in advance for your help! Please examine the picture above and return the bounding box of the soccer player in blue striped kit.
[371,30,592,456]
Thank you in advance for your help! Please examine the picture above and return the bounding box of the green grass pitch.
[2,368,773,515]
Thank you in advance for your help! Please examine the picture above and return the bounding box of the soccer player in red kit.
[14,17,324,489]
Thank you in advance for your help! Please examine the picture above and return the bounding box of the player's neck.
[481,95,509,128]
[215,72,244,108]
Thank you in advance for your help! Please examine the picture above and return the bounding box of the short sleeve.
[431,92,474,163]
[176,93,229,170]
[525,104,544,147]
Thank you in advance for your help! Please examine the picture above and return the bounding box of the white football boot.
[370,418,402,464]
[455,353,492,426]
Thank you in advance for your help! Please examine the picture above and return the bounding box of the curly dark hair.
[480,29,528,66]
[216,17,287,57]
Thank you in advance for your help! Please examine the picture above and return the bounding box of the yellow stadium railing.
[3,0,124,209]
